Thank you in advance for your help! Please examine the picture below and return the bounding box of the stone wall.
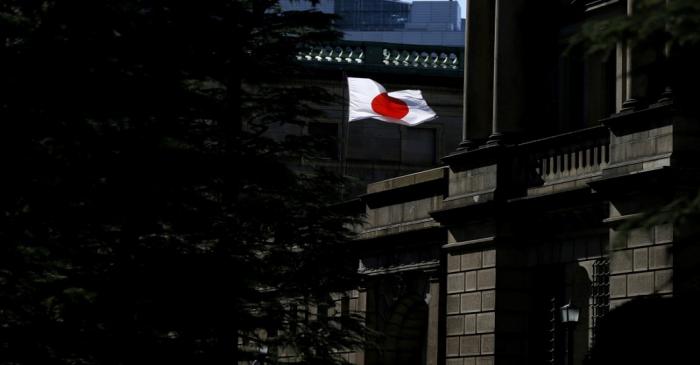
[609,224,673,306]
[445,247,497,365]
[353,101,693,365]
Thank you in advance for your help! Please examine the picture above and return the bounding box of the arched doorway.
[380,294,428,365]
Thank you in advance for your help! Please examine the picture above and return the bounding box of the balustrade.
[522,127,610,187]
[295,43,462,71]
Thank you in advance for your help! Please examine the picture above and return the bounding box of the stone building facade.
[344,1,700,364]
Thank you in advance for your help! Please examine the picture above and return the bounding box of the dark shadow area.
[586,294,700,365]
[364,272,430,365]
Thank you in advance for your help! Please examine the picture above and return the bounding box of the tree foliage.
[571,0,700,113]
[574,0,700,53]
[0,1,364,364]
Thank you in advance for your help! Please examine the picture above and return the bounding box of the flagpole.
[338,70,345,172]
[341,70,349,177]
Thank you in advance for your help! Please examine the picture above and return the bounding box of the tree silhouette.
[0,1,365,364]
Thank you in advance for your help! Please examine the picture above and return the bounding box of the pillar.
[459,0,495,150]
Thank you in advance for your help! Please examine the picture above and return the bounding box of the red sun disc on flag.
[371,92,409,120]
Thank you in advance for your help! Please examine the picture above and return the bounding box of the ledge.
[441,236,495,250]
[360,167,448,208]
[357,218,442,240]
[441,143,508,169]
[366,166,447,195]
[517,124,609,151]
[601,155,672,179]
[508,185,599,211]
[526,175,601,197]
[600,102,675,136]
[359,260,440,276]
[602,213,645,225]
[429,198,496,224]
[442,189,496,209]
[588,166,673,196]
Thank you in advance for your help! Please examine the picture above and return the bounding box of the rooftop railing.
[295,42,463,72]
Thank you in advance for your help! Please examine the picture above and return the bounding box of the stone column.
[459,0,495,150]
[655,0,674,105]
[489,0,503,145]
[458,12,472,151]
[620,0,641,111]
[615,42,626,112]
[488,0,526,145]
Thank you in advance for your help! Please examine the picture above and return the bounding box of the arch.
[380,294,429,365]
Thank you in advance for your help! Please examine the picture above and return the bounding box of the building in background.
[334,0,411,30]
[278,0,335,13]
[405,1,461,31]
[280,0,465,46]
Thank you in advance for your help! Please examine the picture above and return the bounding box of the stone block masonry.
[445,247,496,364]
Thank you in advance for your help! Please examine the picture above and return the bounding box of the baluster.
[334,47,343,63]
[585,148,592,174]
[402,50,411,66]
[556,154,563,179]
[420,52,429,67]
[576,149,582,174]
[429,52,439,68]
[540,156,546,181]
[313,46,323,61]
[593,145,600,169]
[324,46,333,62]
[569,150,575,176]
[355,48,364,63]
[547,154,554,181]
[345,47,354,63]
[411,51,420,67]
[602,143,609,166]
[439,53,448,68]
[448,53,458,69]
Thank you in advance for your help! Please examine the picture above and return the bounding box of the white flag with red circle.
[347,77,437,126]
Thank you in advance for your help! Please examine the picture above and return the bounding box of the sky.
[455,0,467,19]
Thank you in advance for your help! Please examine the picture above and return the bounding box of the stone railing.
[295,42,463,72]
[296,45,365,64]
[381,48,459,69]
[520,126,610,188]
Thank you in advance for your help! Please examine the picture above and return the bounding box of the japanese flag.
[347,77,437,126]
